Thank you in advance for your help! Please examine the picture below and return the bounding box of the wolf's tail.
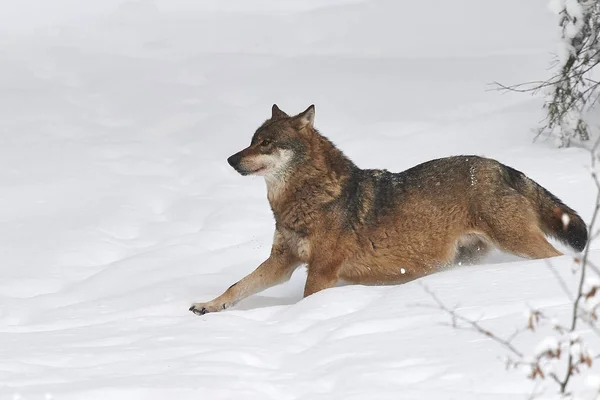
[503,165,588,252]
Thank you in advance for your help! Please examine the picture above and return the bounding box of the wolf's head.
[227,105,315,179]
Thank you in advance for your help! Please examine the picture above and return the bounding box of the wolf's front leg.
[190,242,299,315]
[304,261,341,297]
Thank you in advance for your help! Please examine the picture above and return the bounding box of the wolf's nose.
[227,152,241,167]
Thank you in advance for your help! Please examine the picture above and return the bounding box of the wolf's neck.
[265,173,289,204]
[265,134,355,205]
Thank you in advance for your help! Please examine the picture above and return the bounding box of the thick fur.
[190,104,588,315]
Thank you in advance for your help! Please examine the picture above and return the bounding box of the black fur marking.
[503,165,527,191]
[369,170,401,222]
[340,167,364,230]
[562,214,588,252]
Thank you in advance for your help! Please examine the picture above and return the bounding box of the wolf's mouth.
[237,165,268,176]
[251,166,268,175]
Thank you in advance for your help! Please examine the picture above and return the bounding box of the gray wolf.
[190,104,588,315]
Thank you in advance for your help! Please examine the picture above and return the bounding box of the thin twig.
[419,283,524,357]
[545,261,574,302]
[587,260,600,277]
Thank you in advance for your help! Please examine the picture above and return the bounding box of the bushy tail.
[503,165,588,252]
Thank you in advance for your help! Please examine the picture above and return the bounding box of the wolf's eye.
[260,139,272,147]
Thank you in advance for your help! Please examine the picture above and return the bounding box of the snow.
[548,0,566,15]
[583,276,600,296]
[587,374,600,390]
[1,0,600,399]
[564,0,584,39]
[562,212,571,229]
[535,337,561,358]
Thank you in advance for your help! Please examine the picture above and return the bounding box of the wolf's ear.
[292,105,315,130]
[271,104,289,119]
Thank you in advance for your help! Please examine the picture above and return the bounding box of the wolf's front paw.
[189,302,228,316]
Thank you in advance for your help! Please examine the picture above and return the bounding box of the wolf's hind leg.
[478,197,562,259]
[493,228,562,259]
[454,234,492,265]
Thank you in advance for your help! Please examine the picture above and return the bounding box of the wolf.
[189,104,588,315]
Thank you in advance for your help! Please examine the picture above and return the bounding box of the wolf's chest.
[279,228,311,262]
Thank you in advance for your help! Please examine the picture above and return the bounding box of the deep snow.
[1,0,600,399]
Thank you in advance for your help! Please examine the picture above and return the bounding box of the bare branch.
[419,283,524,358]
[557,137,600,393]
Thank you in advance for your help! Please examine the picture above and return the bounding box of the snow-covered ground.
[2,0,600,399]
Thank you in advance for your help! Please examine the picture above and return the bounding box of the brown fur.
[189,104,588,315]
